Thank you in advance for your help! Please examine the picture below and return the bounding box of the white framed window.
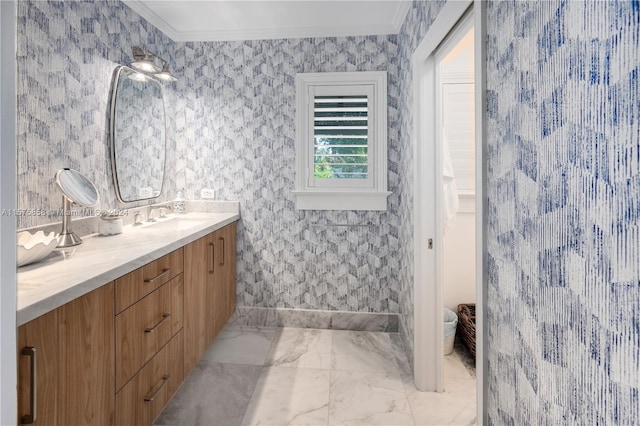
[293,71,391,211]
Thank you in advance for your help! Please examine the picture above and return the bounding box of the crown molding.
[123,0,181,41]
[124,0,412,42]
[170,23,400,42]
[392,1,412,33]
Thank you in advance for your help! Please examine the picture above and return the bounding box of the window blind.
[313,95,368,179]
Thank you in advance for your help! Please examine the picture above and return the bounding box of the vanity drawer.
[115,248,183,314]
[115,275,183,391]
[116,330,184,426]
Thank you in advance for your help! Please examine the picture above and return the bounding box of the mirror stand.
[57,196,83,248]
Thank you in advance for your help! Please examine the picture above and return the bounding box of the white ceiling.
[124,0,412,42]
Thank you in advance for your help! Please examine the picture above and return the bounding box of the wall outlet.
[200,188,215,199]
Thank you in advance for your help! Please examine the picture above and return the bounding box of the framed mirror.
[110,65,166,203]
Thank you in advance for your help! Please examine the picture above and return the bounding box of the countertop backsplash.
[16,201,240,238]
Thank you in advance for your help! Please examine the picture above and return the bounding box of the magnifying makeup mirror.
[55,168,99,248]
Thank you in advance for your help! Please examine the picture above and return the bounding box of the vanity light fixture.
[131,46,160,72]
[130,46,178,82]
[154,62,178,82]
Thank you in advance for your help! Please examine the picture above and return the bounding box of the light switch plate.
[200,188,215,199]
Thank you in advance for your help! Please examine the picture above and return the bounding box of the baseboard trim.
[230,307,399,333]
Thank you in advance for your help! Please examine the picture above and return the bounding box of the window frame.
[309,85,373,189]
[293,71,391,211]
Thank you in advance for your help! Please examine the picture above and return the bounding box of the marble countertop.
[17,211,239,326]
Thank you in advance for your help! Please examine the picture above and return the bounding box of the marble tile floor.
[155,325,476,426]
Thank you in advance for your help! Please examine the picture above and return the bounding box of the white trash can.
[444,308,458,355]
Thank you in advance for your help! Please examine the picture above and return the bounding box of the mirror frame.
[55,168,99,207]
[109,65,167,203]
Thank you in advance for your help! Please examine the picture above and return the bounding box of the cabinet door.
[183,222,237,370]
[183,234,212,372]
[220,222,237,322]
[211,228,226,340]
[18,310,59,426]
[58,283,115,426]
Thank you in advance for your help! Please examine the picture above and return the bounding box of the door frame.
[412,0,486,422]
[0,0,18,423]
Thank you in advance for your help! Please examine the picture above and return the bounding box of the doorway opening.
[412,0,485,423]
[437,8,477,410]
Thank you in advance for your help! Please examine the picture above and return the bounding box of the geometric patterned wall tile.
[17,0,403,315]
[486,0,640,423]
[174,35,402,314]
[17,0,178,229]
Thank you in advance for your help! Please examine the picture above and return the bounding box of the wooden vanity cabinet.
[184,222,237,373]
[17,221,237,426]
[17,283,115,426]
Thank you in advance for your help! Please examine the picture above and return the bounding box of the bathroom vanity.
[16,212,238,426]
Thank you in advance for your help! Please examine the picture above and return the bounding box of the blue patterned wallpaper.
[172,36,402,312]
[16,0,178,229]
[19,3,639,418]
[486,0,640,423]
[18,0,640,425]
[17,1,403,314]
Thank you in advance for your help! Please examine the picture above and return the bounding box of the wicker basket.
[457,303,476,358]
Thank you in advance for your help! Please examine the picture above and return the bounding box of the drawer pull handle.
[209,242,215,274]
[145,313,171,333]
[144,375,171,402]
[219,237,225,265]
[21,347,37,424]
[144,268,170,283]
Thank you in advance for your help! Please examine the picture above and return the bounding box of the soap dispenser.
[173,190,185,214]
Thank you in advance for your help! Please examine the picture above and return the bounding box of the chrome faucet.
[133,211,144,226]
[146,204,173,222]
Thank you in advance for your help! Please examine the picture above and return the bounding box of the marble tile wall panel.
[230,307,399,333]
[485,0,640,424]
[17,201,240,239]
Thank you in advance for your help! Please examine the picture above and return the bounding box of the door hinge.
[428,238,433,249]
